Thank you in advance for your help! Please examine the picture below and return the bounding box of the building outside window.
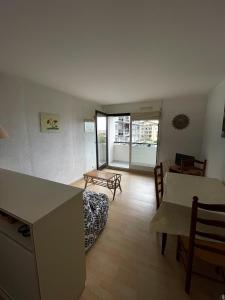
[114,117,158,144]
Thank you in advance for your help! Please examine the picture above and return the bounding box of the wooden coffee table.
[83,170,122,200]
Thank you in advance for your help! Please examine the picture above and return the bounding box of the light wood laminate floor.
[73,169,224,300]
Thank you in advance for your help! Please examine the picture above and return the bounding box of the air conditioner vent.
[140,106,153,111]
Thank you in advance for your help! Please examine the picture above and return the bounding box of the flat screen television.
[175,153,195,166]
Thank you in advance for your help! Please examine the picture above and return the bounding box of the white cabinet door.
[0,233,40,300]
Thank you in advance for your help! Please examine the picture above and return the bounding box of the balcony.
[108,142,157,169]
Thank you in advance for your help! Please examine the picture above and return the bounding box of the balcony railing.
[114,141,157,145]
[111,142,157,167]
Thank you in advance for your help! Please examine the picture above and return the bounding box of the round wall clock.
[172,114,189,130]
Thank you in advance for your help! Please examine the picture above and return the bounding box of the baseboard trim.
[70,166,154,186]
[70,168,96,186]
[107,165,154,176]
[70,177,83,186]
[107,165,129,172]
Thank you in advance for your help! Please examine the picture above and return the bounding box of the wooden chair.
[154,162,167,255]
[180,158,195,172]
[154,162,164,209]
[170,159,207,177]
[193,159,207,176]
[176,196,225,294]
[181,159,207,177]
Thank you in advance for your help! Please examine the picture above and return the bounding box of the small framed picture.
[40,113,60,132]
[84,120,95,133]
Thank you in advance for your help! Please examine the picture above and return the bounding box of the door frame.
[95,110,108,170]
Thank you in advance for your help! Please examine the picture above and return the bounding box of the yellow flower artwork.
[40,113,60,132]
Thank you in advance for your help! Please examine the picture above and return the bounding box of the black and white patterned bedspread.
[83,190,109,251]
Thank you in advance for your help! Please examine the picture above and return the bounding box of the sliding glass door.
[108,115,130,169]
[130,117,159,170]
[95,111,160,171]
[96,111,107,169]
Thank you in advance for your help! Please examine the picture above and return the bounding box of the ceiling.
[0,0,225,104]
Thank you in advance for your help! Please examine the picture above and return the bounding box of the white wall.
[103,96,207,164]
[0,72,101,184]
[201,80,225,181]
[0,70,208,182]
[160,96,206,162]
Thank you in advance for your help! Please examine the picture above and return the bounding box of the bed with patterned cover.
[83,190,109,251]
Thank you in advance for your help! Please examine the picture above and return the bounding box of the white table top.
[0,169,82,224]
[150,173,225,237]
[164,172,225,207]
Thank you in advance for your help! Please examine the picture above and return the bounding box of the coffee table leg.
[113,186,117,200]
[84,176,88,189]
[116,175,122,192]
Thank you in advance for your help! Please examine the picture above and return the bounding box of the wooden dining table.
[150,172,225,253]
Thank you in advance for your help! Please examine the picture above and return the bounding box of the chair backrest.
[181,158,194,172]
[189,196,225,258]
[154,162,164,209]
[180,159,207,176]
[194,159,207,176]
[185,196,225,293]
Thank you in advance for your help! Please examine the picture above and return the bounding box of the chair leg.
[176,236,180,261]
[185,273,192,294]
[185,245,194,294]
[161,233,167,255]
[175,235,191,293]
